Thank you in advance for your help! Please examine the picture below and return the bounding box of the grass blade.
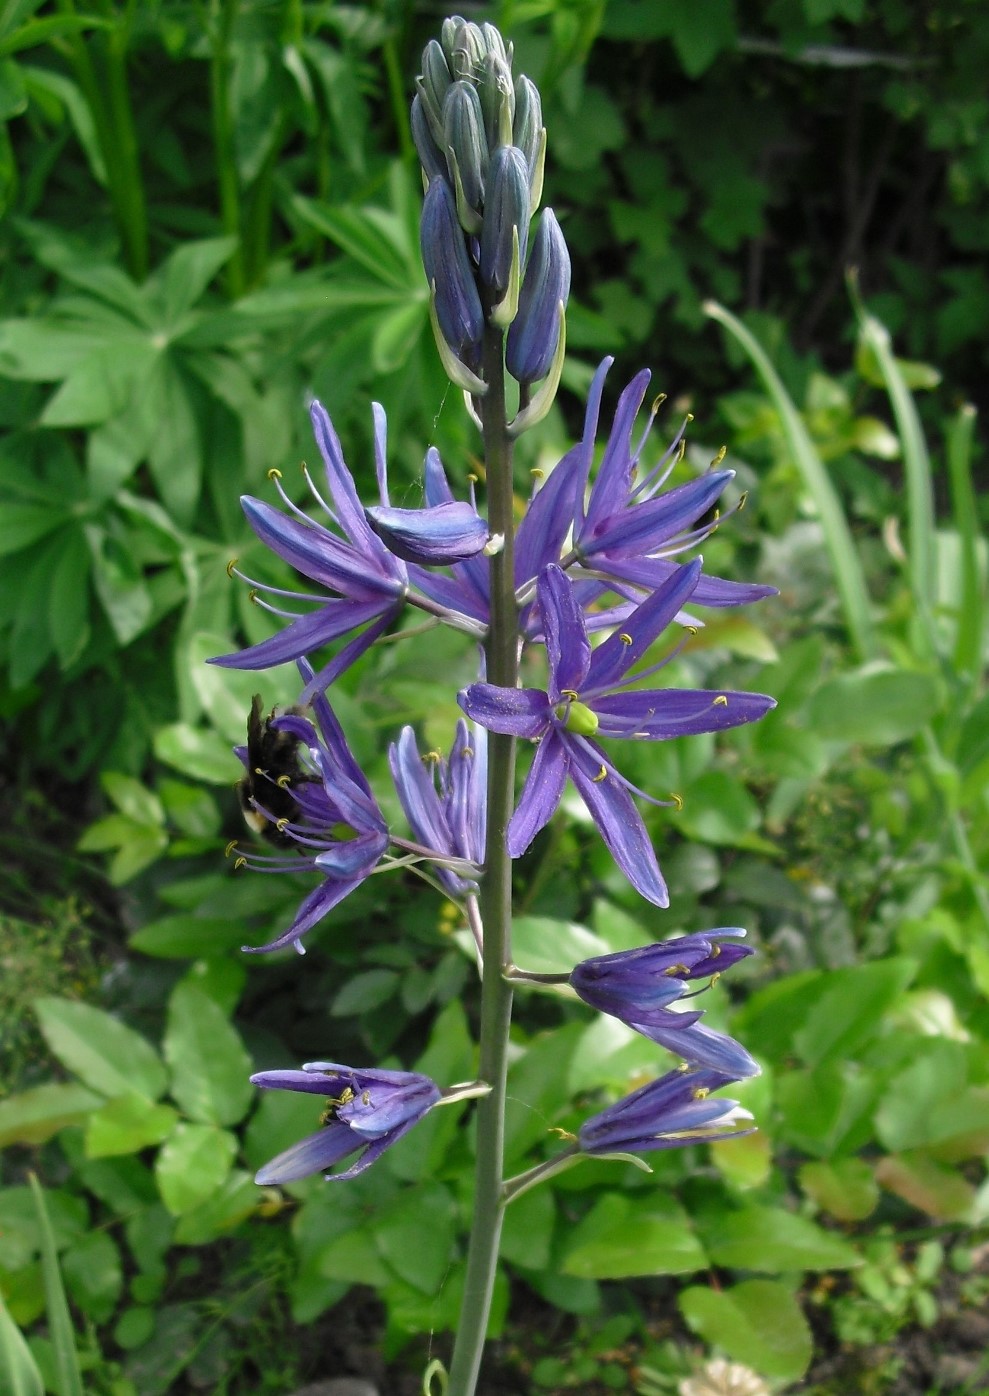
[945,403,984,690]
[28,1174,85,1396]
[704,299,877,661]
[0,1290,44,1396]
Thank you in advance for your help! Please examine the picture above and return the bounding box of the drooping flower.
[389,720,487,897]
[570,931,760,1077]
[232,669,390,955]
[579,1066,753,1158]
[459,561,776,904]
[250,1063,441,1184]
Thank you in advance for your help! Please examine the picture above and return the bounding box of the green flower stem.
[447,325,518,1396]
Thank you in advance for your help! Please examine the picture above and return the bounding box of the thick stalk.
[447,326,518,1395]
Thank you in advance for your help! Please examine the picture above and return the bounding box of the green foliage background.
[1,1,987,1392]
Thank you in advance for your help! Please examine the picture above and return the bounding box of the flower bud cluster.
[413,16,570,391]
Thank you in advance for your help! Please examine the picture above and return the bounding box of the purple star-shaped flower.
[579,1066,753,1158]
[459,561,776,904]
[570,931,760,1077]
[250,1062,441,1183]
[212,401,408,696]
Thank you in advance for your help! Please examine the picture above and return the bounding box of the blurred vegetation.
[0,1,987,1393]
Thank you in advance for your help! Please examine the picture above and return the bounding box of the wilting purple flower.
[459,562,776,904]
[212,401,408,695]
[579,1066,753,1157]
[251,1063,441,1184]
[563,358,776,610]
[570,931,760,1077]
[233,670,389,954]
[389,720,487,897]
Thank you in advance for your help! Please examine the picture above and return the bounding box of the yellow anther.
[267,467,282,480]
[592,765,608,783]
[423,749,442,764]
[671,792,684,810]
[692,1086,711,1101]
[276,774,292,789]
[226,558,238,578]
[461,745,474,758]
[550,1126,577,1141]
[361,1089,371,1105]
[676,439,686,464]
[560,688,579,701]
[685,412,695,424]
[234,856,247,870]
[686,625,699,636]
[664,963,689,977]
[254,766,265,776]
[713,695,728,707]
[619,632,633,646]
[467,472,479,484]
[711,445,727,467]
[737,491,748,510]
[530,467,545,479]
[652,392,667,412]
[249,589,259,604]
[677,1061,691,1073]
[275,817,289,832]
[224,840,238,857]
[711,970,722,984]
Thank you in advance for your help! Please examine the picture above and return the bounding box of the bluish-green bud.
[412,94,447,184]
[420,178,484,368]
[480,146,530,296]
[506,208,570,384]
[512,76,543,175]
[418,40,452,139]
[479,52,515,152]
[444,18,486,81]
[443,80,488,214]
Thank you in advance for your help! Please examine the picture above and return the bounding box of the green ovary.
[556,699,599,736]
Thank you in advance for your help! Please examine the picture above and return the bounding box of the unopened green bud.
[418,40,452,138]
[412,95,447,183]
[445,18,486,80]
[513,77,543,173]
[480,52,515,151]
[443,80,488,214]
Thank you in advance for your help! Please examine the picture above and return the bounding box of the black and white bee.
[237,695,315,847]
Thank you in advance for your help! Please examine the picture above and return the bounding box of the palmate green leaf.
[144,237,237,327]
[792,958,917,1069]
[172,1170,258,1245]
[289,193,417,290]
[561,1193,708,1279]
[776,1062,879,1158]
[0,316,111,379]
[0,503,67,556]
[129,913,249,959]
[144,358,201,524]
[153,721,242,784]
[40,339,156,427]
[84,1093,178,1158]
[33,997,167,1102]
[806,666,942,745]
[163,983,253,1127]
[680,1279,813,1383]
[46,523,90,668]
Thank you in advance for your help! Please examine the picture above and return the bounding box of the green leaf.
[805,667,941,745]
[705,300,877,660]
[678,770,761,845]
[129,913,248,959]
[46,525,90,667]
[153,722,240,784]
[28,1176,84,1396]
[792,958,917,1068]
[61,1231,122,1324]
[331,970,398,1016]
[0,503,66,556]
[799,1159,879,1221]
[33,997,166,1101]
[0,1084,101,1147]
[163,983,253,1126]
[84,1093,178,1158]
[699,1204,861,1272]
[561,1193,708,1279]
[679,1279,813,1383]
[148,238,237,325]
[375,1184,456,1293]
[154,1122,237,1215]
[500,1184,555,1272]
[101,771,164,826]
[511,916,608,975]
[0,1288,43,1396]
[172,1171,258,1245]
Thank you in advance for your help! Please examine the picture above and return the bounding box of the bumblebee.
[237,694,315,846]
